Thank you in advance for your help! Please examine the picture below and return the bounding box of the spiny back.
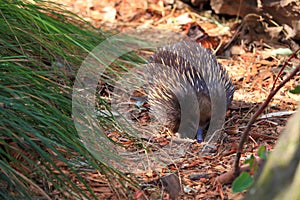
[146,41,234,141]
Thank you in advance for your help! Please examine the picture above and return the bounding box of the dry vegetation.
[47,0,299,199]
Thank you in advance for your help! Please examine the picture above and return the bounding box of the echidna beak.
[196,127,203,143]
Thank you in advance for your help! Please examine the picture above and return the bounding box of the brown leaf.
[134,190,149,200]
[161,173,182,200]
[215,170,235,185]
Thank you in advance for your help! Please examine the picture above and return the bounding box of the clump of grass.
[0,0,142,198]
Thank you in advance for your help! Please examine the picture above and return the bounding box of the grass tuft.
[0,0,142,198]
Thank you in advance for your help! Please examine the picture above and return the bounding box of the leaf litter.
[49,0,299,199]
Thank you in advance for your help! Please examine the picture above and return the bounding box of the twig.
[233,48,300,177]
[271,47,300,91]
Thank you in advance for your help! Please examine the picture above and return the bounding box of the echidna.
[146,41,234,142]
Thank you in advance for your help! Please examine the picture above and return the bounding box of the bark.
[244,103,300,199]
[210,0,259,17]
[210,0,300,40]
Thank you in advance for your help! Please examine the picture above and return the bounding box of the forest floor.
[50,0,299,199]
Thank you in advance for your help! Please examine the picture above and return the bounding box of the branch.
[233,48,300,177]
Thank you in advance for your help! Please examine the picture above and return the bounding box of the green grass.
[0,0,144,199]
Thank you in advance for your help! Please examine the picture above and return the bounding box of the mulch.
[49,0,299,199]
